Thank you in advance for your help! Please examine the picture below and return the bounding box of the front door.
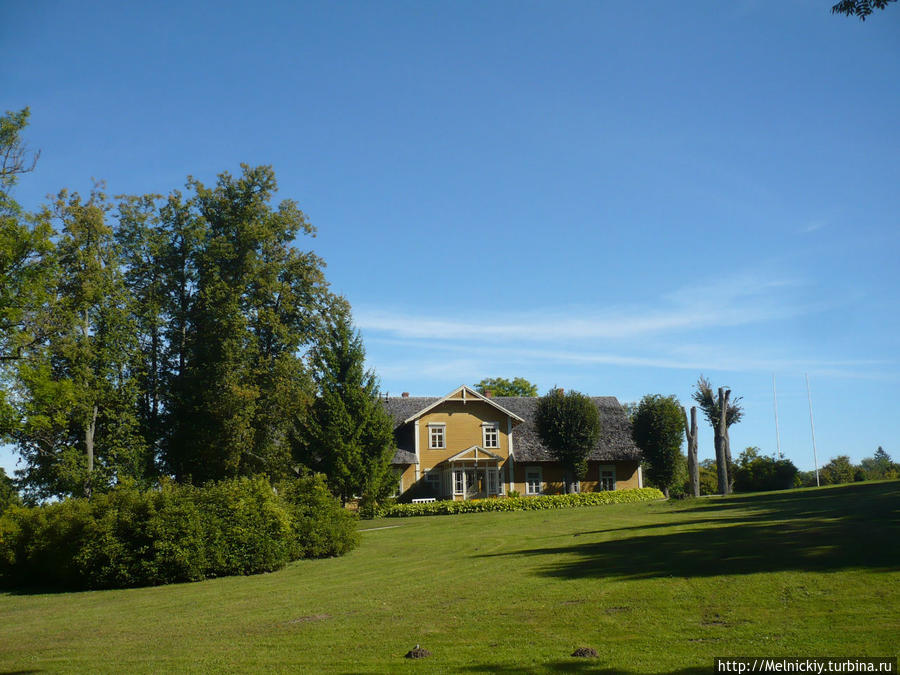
[453,466,502,499]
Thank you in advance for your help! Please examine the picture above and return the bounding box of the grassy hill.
[1,481,897,673]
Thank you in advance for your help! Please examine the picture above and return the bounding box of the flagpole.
[773,373,782,456]
[805,373,820,487]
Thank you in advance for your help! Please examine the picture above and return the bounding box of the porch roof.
[445,445,504,463]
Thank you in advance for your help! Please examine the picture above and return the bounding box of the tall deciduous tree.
[115,194,168,473]
[298,302,396,508]
[474,377,538,397]
[0,108,54,436]
[631,394,685,498]
[535,388,601,494]
[164,165,329,483]
[13,187,146,500]
[692,376,743,495]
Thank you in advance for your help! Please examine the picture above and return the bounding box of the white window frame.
[482,422,500,449]
[487,468,502,495]
[453,468,475,496]
[427,423,446,449]
[525,466,543,495]
[453,469,464,495]
[598,464,617,491]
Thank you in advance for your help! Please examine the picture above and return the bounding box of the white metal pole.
[773,373,782,456]
[805,373,820,487]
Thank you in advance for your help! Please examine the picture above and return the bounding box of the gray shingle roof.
[391,449,417,464]
[381,395,641,464]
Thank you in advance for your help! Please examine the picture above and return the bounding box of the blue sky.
[2,1,898,475]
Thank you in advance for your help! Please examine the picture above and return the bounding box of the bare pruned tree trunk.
[715,388,731,495]
[683,405,699,497]
[724,429,734,493]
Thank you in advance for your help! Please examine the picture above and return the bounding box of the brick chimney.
[401,392,409,398]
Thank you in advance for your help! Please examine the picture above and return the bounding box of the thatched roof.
[382,395,641,464]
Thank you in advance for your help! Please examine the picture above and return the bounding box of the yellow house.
[385,385,643,500]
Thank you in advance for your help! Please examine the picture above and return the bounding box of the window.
[526,467,543,495]
[428,423,445,449]
[487,468,502,495]
[453,469,474,496]
[598,465,616,491]
[482,422,499,449]
[425,470,442,497]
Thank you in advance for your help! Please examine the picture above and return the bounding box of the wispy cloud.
[357,273,817,343]
[366,337,892,380]
[801,221,826,234]
[357,271,893,382]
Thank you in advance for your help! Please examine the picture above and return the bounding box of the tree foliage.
[164,165,329,484]
[692,375,743,494]
[831,0,896,20]
[535,389,601,493]
[691,375,744,428]
[2,113,386,509]
[820,455,857,485]
[474,377,538,397]
[732,447,798,492]
[0,468,20,516]
[11,187,147,501]
[631,394,685,497]
[858,446,898,480]
[297,303,396,509]
[0,109,54,437]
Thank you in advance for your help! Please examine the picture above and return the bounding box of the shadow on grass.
[481,482,899,580]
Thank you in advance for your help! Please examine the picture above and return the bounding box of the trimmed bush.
[376,487,665,518]
[277,473,359,559]
[0,474,357,590]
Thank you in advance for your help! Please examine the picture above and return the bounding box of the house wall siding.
[417,400,511,466]
[511,460,640,494]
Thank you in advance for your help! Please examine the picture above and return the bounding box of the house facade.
[384,385,643,500]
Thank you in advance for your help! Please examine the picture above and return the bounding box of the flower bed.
[377,487,664,518]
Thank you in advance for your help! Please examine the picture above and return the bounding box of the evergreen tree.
[298,301,395,508]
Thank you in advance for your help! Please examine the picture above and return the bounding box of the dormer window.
[427,423,446,449]
[482,422,499,449]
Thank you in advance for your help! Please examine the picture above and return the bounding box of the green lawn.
[1,482,898,673]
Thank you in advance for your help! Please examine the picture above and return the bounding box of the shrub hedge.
[376,487,665,518]
[0,474,357,590]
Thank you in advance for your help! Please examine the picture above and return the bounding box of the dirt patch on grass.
[572,647,598,658]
